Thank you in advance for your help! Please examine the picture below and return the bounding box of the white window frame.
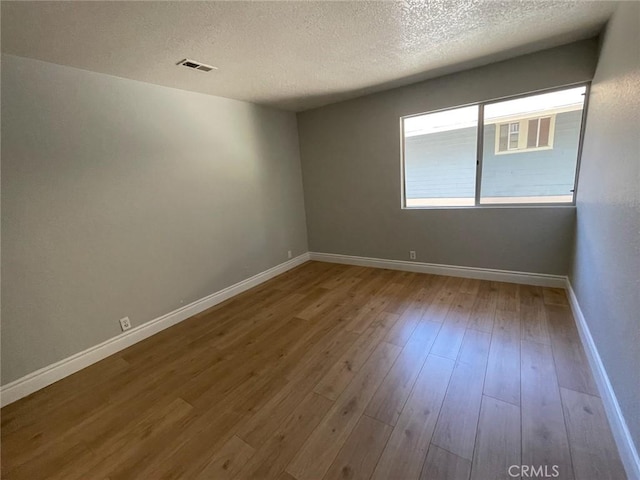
[400,82,590,209]
[494,115,556,155]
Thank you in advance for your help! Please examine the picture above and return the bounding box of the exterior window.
[496,116,555,154]
[402,84,587,207]
[528,117,552,147]
[498,123,520,150]
[508,123,519,149]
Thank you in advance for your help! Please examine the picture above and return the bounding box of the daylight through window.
[402,85,587,207]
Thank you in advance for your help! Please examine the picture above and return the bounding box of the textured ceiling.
[1,1,616,111]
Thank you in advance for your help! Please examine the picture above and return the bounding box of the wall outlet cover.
[119,317,132,332]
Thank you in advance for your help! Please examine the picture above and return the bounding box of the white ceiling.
[1,1,616,111]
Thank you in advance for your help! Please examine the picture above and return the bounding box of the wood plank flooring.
[1,261,626,480]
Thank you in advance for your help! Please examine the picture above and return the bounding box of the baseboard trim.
[308,252,566,288]
[565,280,640,480]
[0,253,311,407]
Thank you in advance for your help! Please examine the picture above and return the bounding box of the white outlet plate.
[410,251,416,260]
[288,250,293,259]
[119,317,131,332]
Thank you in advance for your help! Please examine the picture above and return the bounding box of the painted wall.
[570,2,640,453]
[1,54,308,384]
[298,40,599,274]
[405,110,583,200]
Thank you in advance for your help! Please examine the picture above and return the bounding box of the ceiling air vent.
[177,59,218,72]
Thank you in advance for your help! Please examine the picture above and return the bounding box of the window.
[402,85,587,207]
[403,105,478,207]
[497,116,554,153]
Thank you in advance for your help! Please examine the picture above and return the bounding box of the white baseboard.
[0,253,310,407]
[565,280,640,480]
[309,252,566,288]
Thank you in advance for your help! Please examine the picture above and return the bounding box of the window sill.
[402,203,576,210]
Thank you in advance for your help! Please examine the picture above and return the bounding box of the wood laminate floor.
[1,262,626,480]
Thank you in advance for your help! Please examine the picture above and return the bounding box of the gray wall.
[570,2,640,452]
[1,54,308,384]
[405,110,583,199]
[298,40,599,274]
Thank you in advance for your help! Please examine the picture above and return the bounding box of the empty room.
[1,1,638,479]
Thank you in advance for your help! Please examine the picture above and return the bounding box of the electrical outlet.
[119,317,131,332]
[409,251,416,260]
[288,250,293,259]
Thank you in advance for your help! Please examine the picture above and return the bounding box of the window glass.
[480,86,586,204]
[401,85,587,208]
[527,119,539,148]
[403,105,478,207]
[539,117,551,146]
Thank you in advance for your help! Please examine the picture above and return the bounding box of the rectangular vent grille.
[177,59,217,73]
